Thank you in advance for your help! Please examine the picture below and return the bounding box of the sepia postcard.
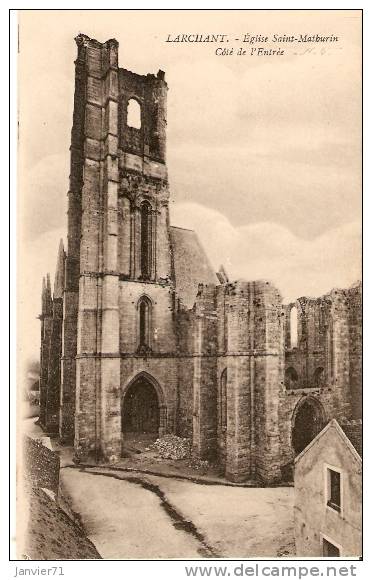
[15,8,362,563]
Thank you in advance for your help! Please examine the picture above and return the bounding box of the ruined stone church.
[39,34,362,484]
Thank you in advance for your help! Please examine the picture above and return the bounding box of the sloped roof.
[170,226,218,309]
[294,418,362,464]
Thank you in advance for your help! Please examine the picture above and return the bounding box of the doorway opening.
[121,374,165,454]
[292,397,326,455]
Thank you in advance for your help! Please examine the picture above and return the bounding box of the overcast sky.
[18,10,361,368]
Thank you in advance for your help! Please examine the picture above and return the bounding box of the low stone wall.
[23,436,60,494]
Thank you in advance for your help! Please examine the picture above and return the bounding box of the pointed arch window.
[290,305,298,348]
[127,98,141,129]
[138,296,152,352]
[140,201,152,280]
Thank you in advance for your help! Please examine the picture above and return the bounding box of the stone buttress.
[70,35,121,461]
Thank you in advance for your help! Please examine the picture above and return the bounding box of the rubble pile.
[153,434,191,460]
[187,456,210,474]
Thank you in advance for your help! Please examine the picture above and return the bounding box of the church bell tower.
[61,34,176,462]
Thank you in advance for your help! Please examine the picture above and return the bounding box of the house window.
[323,538,340,557]
[127,98,141,129]
[326,468,341,513]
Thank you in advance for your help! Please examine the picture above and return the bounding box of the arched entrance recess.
[121,372,166,439]
[292,397,326,455]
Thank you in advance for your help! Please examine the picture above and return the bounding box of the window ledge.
[327,500,341,513]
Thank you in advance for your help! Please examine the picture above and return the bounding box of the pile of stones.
[187,456,210,474]
[153,434,191,460]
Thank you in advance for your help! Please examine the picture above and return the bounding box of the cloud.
[168,143,361,238]
[167,43,361,148]
[165,44,361,240]
[19,154,69,241]
[170,202,361,302]
[19,63,74,168]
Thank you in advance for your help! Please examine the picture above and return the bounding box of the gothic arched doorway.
[122,376,160,435]
[292,397,326,455]
[121,373,167,456]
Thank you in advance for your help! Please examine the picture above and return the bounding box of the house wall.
[294,424,362,557]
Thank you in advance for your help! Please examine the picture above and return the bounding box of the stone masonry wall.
[215,281,284,484]
[348,285,362,419]
[192,285,218,461]
[279,283,362,476]
[118,67,167,163]
[175,309,196,439]
[118,281,176,353]
[39,276,53,430]
[69,34,175,463]
[23,436,60,495]
[253,283,284,484]
[45,298,63,434]
[72,35,121,463]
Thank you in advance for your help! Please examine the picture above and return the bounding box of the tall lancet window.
[141,201,152,279]
[138,296,152,351]
[290,305,298,348]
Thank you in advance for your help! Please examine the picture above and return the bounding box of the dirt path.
[143,473,295,558]
[60,466,295,559]
[60,467,209,559]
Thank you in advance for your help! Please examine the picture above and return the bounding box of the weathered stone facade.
[39,34,362,484]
